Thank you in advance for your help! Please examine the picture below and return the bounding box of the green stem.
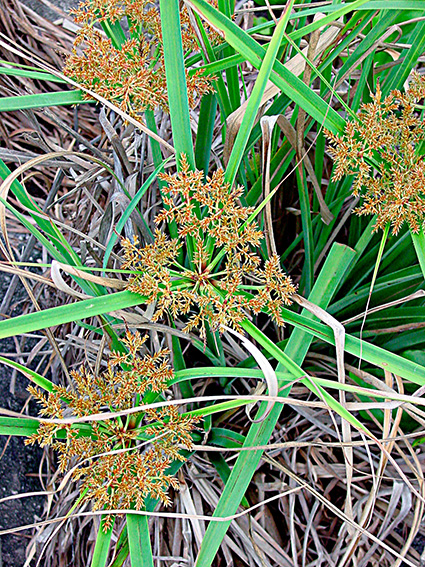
[411,226,425,279]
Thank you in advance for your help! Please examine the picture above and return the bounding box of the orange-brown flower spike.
[26,331,200,520]
[326,73,425,235]
[64,0,217,116]
[123,156,297,337]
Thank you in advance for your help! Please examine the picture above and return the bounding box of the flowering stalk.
[122,156,297,339]
[26,330,200,530]
[64,0,217,117]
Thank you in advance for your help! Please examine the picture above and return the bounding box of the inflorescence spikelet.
[122,156,297,337]
[64,0,217,116]
[26,331,200,525]
[326,72,425,235]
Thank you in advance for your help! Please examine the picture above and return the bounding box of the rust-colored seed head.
[123,156,297,337]
[64,0,217,116]
[26,331,200,523]
[326,72,425,235]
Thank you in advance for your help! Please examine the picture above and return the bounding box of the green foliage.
[1,1,425,565]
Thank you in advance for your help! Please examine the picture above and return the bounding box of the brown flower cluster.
[64,0,217,115]
[123,156,297,337]
[26,331,199,519]
[326,73,425,234]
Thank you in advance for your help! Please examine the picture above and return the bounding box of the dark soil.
[0,274,44,567]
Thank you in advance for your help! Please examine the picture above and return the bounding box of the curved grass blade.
[194,242,356,567]
[160,0,195,166]
[0,90,86,112]
[0,356,54,392]
[225,0,294,186]
[383,19,425,95]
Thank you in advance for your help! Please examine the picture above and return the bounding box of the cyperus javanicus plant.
[122,156,297,338]
[326,72,425,235]
[26,330,200,528]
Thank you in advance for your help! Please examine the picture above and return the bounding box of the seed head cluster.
[326,73,425,234]
[26,331,200,525]
[64,0,217,115]
[123,156,297,337]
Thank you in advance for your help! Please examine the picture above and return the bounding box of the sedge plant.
[1,1,425,566]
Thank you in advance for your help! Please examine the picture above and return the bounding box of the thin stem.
[411,226,425,279]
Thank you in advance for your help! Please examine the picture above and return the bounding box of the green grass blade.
[0,417,40,436]
[289,0,371,41]
[186,0,346,134]
[335,12,398,85]
[144,110,179,241]
[91,518,115,567]
[101,19,127,48]
[195,242,355,567]
[297,166,314,295]
[109,537,129,567]
[411,228,425,278]
[218,0,240,111]
[159,0,195,166]
[0,66,65,82]
[0,90,86,112]
[172,333,195,400]
[195,93,217,172]
[0,291,145,339]
[382,18,425,94]
[0,160,88,266]
[225,1,294,186]
[127,514,154,567]
[0,356,54,392]
[195,53,244,77]
[190,12,233,117]
[280,307,425,385]
[291,1,424,19]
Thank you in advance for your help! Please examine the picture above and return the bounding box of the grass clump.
[0,0,425,566]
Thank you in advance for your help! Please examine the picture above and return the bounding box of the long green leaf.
[0,90,86,112]
[0,291,145,339]
[411,228,425,279]
[0,66,66,82]
[280,307,425,385]
[91,518,115,567]
[127,514,154,567]
[0,417,40,436]
[159,0,195,166]
[195,242,356,567]
[292,1,425,20]
[225,1,294,186]
[218,0,240,111]
[195,93,217,172]
[0,356,54,392]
